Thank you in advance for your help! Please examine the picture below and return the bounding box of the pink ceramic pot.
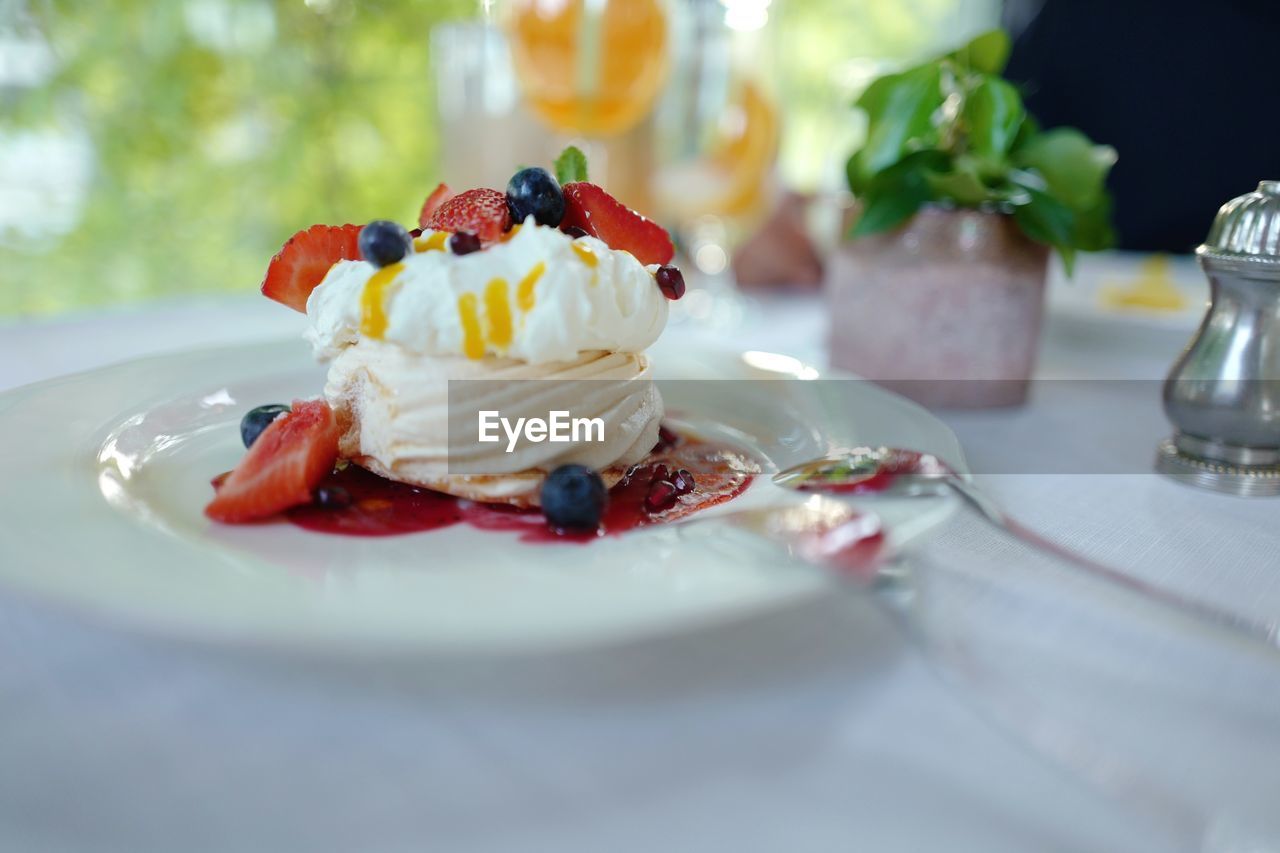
[826,206,1050,408]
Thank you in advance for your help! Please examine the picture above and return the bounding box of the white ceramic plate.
[0,338,965,656]
[1046,251,1208,331]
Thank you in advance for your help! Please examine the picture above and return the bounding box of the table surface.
[1,291,1276,853]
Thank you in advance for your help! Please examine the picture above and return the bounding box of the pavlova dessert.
[206,149,756,539]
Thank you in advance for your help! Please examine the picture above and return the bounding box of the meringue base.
[324,341,662,507]
[345,454,631,508]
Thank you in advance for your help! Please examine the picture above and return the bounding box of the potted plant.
[827,30,1117,407]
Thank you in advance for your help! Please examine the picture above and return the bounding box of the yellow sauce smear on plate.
[1100,256,1188,312]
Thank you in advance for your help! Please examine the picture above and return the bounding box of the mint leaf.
[554,145,589,184]
[1013,128,1116,212]
[948,30,1010,75]
[963,76,1024,160]
[853,64,944,183]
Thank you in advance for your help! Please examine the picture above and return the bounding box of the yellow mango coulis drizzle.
[516,261,545,313]
[414,231,448,253]
[359,262,405,339]
[457,292,485,360]
[571,242,598,267]
[483,277,513,349]
[501,223,523,242]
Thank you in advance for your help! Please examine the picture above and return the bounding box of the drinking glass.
[505,0,671,193]
[431,20,554,190]
[650,0,780,328]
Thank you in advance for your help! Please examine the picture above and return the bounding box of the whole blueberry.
[314,486,352,509]
[359,220,411,267]
[506,167,565,227]
[541,464,607,531]
[240,404,290,448]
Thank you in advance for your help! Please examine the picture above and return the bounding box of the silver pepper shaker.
[1157,181,1280,495]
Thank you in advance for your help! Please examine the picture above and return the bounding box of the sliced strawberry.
[425,188,511,244]
[205,399,341,523]
[417,182,454,229]
[261,224,363,313]
[560,182,674,266]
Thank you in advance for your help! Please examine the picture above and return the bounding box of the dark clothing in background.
[1005,0,1280,252]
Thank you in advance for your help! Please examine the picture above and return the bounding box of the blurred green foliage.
[773,0,999,191]
[0,0,473,315]
[1,0,996,316]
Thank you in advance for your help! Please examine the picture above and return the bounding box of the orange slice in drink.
[653,80,780,223]
[508,0,669,137]
[709,80,780,219]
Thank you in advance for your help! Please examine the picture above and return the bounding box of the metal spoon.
[705,495,892,581]
[771,446,1280,646]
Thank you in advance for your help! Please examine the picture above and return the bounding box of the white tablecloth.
[1,294,1276,853]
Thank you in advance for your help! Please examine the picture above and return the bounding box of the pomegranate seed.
[644,480,680,513]
[650,464,672,484]
[655,265,685,300]
[449,231,482,255]
[409,227,423,238]
[563,226,589,239]
[672,469,696,495]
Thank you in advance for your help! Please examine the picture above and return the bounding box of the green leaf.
[853,64,944,183]
[1013,128,1116,212]
[1011,112,1040,150]
[947,30,1011,75]
[925,160,992,206]
[846,149,871,196]
[553,145,589,184]
[1070,193,1116,252]
[963,76,1024,160]
[848,150,949,238]
[850,191,927,239]
[1012,187,1078,274]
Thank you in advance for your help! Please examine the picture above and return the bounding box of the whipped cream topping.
[305,221,668,365]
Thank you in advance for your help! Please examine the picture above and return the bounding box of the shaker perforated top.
[1199,181,1280,265]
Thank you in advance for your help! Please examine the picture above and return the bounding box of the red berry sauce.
[277,430,758,541]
